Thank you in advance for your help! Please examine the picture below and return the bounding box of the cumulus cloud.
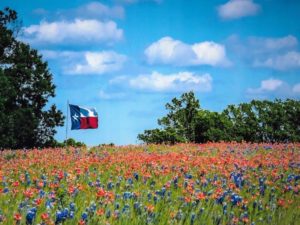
[66,51,126,75]
[254,51,300,71]
[41,50,127,75]
[227,35,300,71]
[247,78,300,98]
[56,2,124,20]
[218,0,260,20]
[22,19,123,45]
[145,37,230,67]
[247,79,283,94]
[127,71,212,92]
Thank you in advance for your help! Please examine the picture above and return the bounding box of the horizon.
[1,0,300,145]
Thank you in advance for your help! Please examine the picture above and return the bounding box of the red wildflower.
[96,188,106,198]
[196,192,206,200]
[41,213,49,220]
[14,213,22,221]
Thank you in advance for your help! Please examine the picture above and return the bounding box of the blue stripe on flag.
[69,104,81,130]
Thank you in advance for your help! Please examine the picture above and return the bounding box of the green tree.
[138,91,200,144]
[0,8,64,149]
[138,90,300,144]
[195,110,233,143]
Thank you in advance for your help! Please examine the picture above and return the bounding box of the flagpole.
[65,100,69,142]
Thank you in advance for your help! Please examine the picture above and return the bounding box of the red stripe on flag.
[80,117,98,129]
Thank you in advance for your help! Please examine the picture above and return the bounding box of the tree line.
[138,92,300,144]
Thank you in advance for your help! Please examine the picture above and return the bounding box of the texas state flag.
[69,104,98,130]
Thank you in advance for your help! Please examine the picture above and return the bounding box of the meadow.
[0,143,299,225]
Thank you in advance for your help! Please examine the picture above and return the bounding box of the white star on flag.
[72,114,79,121]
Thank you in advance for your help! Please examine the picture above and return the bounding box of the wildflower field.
[0,143,299,225]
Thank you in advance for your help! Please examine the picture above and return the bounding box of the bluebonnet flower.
[55,210,64,224]
[95,179,101,187]
[216,195,225,204]
[231,193,242,206]
[90,202,97,212]
[223,203,227,213]
[185,174,193,179]
[107,181,114,190]
[123,191,132,200]
[127,178,133,184]
[69,211,74,219]
[39,190,45,198]
[231,172,244,188]
[134,202,140,209]
[62,208,69,219]
[122,204,130,213]
[190,213,196,224]
[134,172,139,181]
[81,211,88,221]
[70,202,76,211]
[184,180,188,188]
[25,172,31,186]
[253,200,257,209]
[88,181,94,187]
[155,187,166,197]
[45,200,54,210]
[259,177,266,196]
[26,208,36,224]
[153,195,159,204]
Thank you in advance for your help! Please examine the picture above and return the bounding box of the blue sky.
[1,0,300,145]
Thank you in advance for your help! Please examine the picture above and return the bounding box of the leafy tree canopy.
[138,91,300,144]
[0,8,64,149]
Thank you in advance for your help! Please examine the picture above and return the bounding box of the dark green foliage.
[62,138,86,148]
[0,8,64,149]
[51,138,86,148]
[138,92,300,144]
[138,92,199,144]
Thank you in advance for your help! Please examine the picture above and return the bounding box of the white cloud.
[247,78,300,98]
[82,2,124,19]
[66,51,127,75]
[227,35,298,56]
[41,50,127,75]
[247,35,298,53]
[192,42,229,66]
[23,19,123,45]
[254,51,300,70]
[128,71,212,92]
[145,37,230,67]
[218,0,260,20]
[227,35,300,71]
[247,78,283,94]
[56,2,124,20]
[293,83,300,94]
[260,79,283,91]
